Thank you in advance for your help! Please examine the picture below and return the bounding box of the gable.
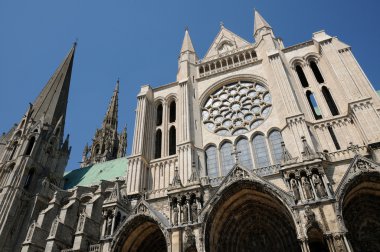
[203,26,251,60]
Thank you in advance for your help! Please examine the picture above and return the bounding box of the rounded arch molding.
[199,74,268,105]
[199,173,300,252]
[334,161,380,219]
[333,159,380,252]
[111,213,170,252]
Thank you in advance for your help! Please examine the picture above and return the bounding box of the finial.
[220,21,224,28]
[73,38,78,48]
[185,26,189,31]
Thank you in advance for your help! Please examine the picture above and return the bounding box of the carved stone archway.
[203,176,300,252]
[111,214,168,252]
[341,173,380,252]
[335,156,380,252]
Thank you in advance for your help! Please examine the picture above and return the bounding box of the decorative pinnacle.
[220,21,224,28]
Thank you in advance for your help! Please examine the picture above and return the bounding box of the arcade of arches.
[113,169,380,252]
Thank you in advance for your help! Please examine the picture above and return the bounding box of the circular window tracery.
[202,81,272,136]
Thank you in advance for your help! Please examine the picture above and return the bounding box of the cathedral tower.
[0,44,76,251]
[81,80,127,167]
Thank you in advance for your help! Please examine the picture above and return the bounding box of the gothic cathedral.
[1,10,380,252]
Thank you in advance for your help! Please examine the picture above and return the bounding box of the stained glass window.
[220,142,234,175]
[268,130,283,164]
[202,81,272,136]
[253,134,270,168]
[206,146,218,178]
[236,138,253,169]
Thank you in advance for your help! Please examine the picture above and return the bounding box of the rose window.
[202,81,272,136]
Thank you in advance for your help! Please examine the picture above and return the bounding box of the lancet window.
[205,145,218,178]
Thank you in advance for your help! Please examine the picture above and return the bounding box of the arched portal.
[307,226,329,252]
[204,180,300,252]
[112,215,168,252]
[342,173,380,252]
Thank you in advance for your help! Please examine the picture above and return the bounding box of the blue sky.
[1,1,379,171]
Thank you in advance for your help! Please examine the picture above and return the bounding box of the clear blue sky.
[1,1,379,171]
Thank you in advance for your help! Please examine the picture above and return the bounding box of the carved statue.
[290,178,301,202]
[77,212,85,231]
[173,205,179,226]
[302,176,313,200]
[106,216,113,235]
[312,174,327,198]
[304,206,315,223]
[191,202,198,223]
[182,202,189,224]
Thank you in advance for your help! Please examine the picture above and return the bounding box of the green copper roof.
[63,157,128,189]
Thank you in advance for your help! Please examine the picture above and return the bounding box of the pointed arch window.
[327,126,340,150]
[296,65,309,88]
[169,101,176,123]
[252,134,270,168]
[94,144,100,155]
[25,136,36,156]
[169,126,176,155]
[268,130,283,164]
[205,145,218,178]
[9,141,18,161]
[322,86,339,116]
[220,142,234,175]
[24,168,34,189]
[306,91,322,120]
[236,138,253,169]
[156,104,163,126]
[309,61,324,84]
[155,129,162,159]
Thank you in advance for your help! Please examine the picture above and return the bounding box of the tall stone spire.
[177,28,198,81]
[180,28,196,54]
[30,43,76,127]
[102,79,119,131]
[253,9,272,36]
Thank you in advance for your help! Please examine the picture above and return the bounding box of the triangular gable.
[203,26,251,59]
[335,155,380,198]
[200,164,294,216]
[134,199,170,227]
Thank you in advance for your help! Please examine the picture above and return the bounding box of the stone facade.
[1,10,380,252]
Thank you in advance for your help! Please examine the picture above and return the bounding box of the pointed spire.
[180,28,195,54]
[62,134,70,152]
[103,79,119,129]
[253,9,272,36]
[31,43,76,127]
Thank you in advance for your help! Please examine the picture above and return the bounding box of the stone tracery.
[202,81,272,136]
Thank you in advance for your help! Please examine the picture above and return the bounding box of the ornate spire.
[180,28,195,54]
[30,44,76,127]
[103,79,119,130]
